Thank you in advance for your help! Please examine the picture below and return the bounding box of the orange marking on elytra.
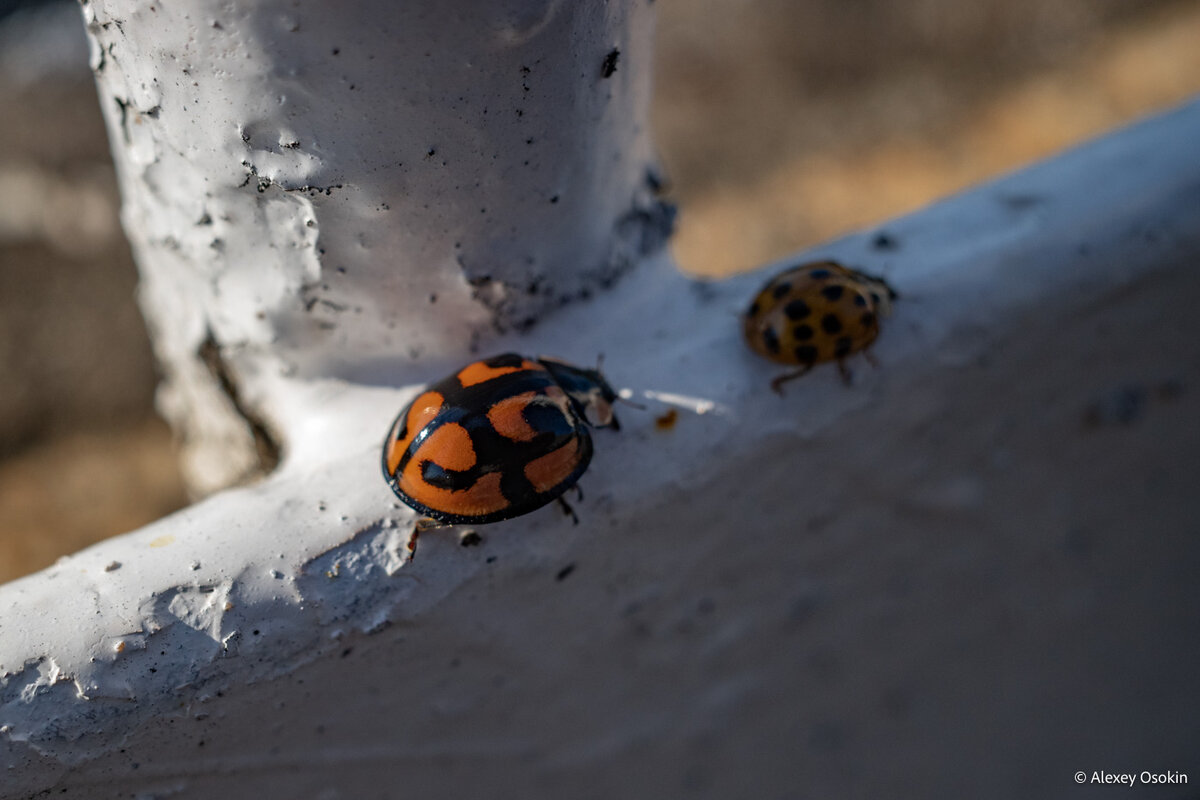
[414,422,476,471]
[524,438,580,493]
[487,392,540,442]
[400,470,508,517]
[406,391,445,435]
[457,359,538,387]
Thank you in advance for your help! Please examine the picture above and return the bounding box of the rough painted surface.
[82,0,668,493]
[2,100,1199,797]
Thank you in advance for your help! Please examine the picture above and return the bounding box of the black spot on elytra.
[860,311,876,328]
[793,324,814,341]
[521,401,573,438]
[784,298,811,320]
[821,314,843,334]
[870,292,882,305]
[771,282,792,300]
[853,293,868,307]
[834,336,853,357]
[421,460,470,491]
[794,344,818,364]
[820,284,844,301]
[762,326,781,354]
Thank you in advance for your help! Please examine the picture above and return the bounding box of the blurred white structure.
[78,0,666,496]
[1,0,1198,796]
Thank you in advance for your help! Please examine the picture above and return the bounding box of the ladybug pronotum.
[742,260,897,392]
[382,353,619,531]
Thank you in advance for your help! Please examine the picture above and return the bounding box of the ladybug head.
[538,357,620,431]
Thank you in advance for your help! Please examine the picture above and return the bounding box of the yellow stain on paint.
[149,535,175,548]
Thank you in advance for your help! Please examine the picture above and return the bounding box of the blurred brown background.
[2,0,1198,583]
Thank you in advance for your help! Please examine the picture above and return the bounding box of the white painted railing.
[2,0,1198,796]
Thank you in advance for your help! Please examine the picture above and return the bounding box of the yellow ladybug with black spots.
[743,260,896,392]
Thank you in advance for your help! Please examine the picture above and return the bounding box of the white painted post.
[78,0,666,495]
[2,0,1199,796]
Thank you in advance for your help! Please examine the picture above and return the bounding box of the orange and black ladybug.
[382,353,619,527]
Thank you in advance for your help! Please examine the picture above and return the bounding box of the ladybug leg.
[573,483,584,502]
[407,516,445,561]
[556,495,580,525]
[770,365,811,395]
[836,359,855,386]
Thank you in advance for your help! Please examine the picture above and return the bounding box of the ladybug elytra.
[382,353,618,526]
[743,260,896,392]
